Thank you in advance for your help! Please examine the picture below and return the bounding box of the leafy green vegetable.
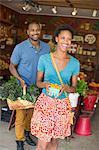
[0,76,22,100]
[76,80,88,96]
[0,76,40,102]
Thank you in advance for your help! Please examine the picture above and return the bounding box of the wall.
[0,4,99,82]
[18,14,99,83]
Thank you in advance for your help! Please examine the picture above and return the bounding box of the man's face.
[27,23,41,41]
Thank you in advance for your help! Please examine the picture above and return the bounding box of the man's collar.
[27,38,41,50]
[27,39,33,47]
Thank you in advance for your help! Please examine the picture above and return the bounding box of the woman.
[31,24,80,150]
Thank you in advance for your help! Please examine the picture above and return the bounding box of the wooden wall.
[18,14,99,33]
[0,4,99,82]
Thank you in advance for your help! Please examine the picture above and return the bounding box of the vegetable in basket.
[0,76,40,103]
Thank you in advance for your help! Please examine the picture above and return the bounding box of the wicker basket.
[7,86,35,110]
[7,99,35,110]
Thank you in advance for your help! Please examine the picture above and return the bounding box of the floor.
[0,103,99,150]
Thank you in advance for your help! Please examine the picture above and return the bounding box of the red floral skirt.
[31,93,71,142]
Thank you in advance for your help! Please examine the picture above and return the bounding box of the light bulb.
[37,6,42,13]
[22,4,31,11]
[52,6,57,14]
[92,10,97,17]
[72,8,77,16]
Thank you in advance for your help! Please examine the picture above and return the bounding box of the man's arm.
[9,62,26,88]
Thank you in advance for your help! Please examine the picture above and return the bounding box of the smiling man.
[9,21,50,150]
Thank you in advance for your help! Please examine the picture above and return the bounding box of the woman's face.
[55,30,72,52]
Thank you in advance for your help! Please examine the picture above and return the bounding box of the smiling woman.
[31,24,80,150]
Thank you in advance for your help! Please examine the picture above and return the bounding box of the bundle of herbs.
[0,76,40,103]
[76,79,88,97]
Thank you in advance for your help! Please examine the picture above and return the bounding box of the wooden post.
[95,34,99,82]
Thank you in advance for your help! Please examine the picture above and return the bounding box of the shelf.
[75,53,96,57]
[0,19,12,25]
[0,19,19,27]
[78,30,99,35]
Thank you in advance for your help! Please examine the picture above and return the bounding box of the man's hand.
[20,79,27,88]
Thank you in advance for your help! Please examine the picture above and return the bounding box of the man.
[9,21,50,150]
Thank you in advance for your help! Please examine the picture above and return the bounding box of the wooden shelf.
[0,19,19,27]
[0,18,12,25]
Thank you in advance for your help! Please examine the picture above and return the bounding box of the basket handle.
[23,86,26,95]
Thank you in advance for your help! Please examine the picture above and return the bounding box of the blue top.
[10,39,50,85]
[38,53,80,99]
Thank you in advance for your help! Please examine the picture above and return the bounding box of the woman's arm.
[36,71,50,91]
[62,75,78,93]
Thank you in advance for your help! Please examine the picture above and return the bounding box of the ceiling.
[0,0,99,19]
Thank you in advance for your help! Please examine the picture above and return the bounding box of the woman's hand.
[44,82,50,92]
[61,84,76,93]
[57,84,76,97]
[56,84,68,97]
[58,84,69,94]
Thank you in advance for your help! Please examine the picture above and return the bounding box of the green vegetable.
[76,80,88,96]
[0,76,40,102]
[0,76,22,101]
